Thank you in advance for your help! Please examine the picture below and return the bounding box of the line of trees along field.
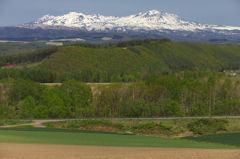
[0,68,142,83]
[1,71,240,119]
[0,47,58,67]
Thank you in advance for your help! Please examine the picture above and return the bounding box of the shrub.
[132,122,172,132]
[67,120,124,130]
[187,118,229,135]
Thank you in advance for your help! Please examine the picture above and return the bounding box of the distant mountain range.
[1,10,240,41]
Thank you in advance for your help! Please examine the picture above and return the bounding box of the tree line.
[0,68,143,83]
[1,71,240,119]
[0,47,58,67]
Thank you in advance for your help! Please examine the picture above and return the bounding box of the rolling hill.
[35,40,240,73]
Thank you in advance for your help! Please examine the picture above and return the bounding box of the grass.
[0,128,237,149]
[0,120,33,126]
[42,118,240,137]
[8,125,35,128]
[181,133,240,147]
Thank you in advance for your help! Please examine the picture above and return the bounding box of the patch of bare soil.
[1,143,240,159]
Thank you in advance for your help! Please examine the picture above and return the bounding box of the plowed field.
[1,143,240,159]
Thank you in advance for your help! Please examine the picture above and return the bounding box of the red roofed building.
[3,64,17,67]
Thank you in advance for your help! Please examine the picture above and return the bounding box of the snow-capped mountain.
[19,10,240,33]
[1,10,239,41]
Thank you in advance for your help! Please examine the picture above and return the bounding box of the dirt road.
[0,120,66,128]
[1,143,239,159]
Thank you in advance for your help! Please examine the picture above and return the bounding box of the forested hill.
[35,40,240,73]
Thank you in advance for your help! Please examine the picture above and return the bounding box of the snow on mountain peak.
[147,10,162,15]
[29,10,240,32]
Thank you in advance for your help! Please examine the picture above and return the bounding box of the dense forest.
[0,67,141,83]
[1,39,240,119]
[0,38,240,83]
[1,71,240,119]
[1,39,240,75]
[0,42,52,56]
[35,39,240,73]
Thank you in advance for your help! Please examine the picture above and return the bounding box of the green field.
[0,128,237,149]
[182,133,240,147]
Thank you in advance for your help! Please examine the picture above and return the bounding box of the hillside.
[36,41,240,73]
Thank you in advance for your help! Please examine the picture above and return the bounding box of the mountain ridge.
[2,10,240,41]
[18,10,240,32]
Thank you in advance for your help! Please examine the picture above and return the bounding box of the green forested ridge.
[1,71,240,119]
[36,40,240,74]
[1,39,240,83]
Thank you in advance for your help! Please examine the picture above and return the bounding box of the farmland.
[0,127,236,149]
[182,133,240,147]
[0,127,239,159]
[1,117,240,159]
[2,143,239,159]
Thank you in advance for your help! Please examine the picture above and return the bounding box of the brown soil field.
[1,143,240,159]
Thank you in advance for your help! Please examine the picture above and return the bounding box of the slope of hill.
[36,41,240,73]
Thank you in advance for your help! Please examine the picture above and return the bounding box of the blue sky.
[0,0,239,27]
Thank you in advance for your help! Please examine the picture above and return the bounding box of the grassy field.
[182,133,240,147]
[0,128,237,149]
